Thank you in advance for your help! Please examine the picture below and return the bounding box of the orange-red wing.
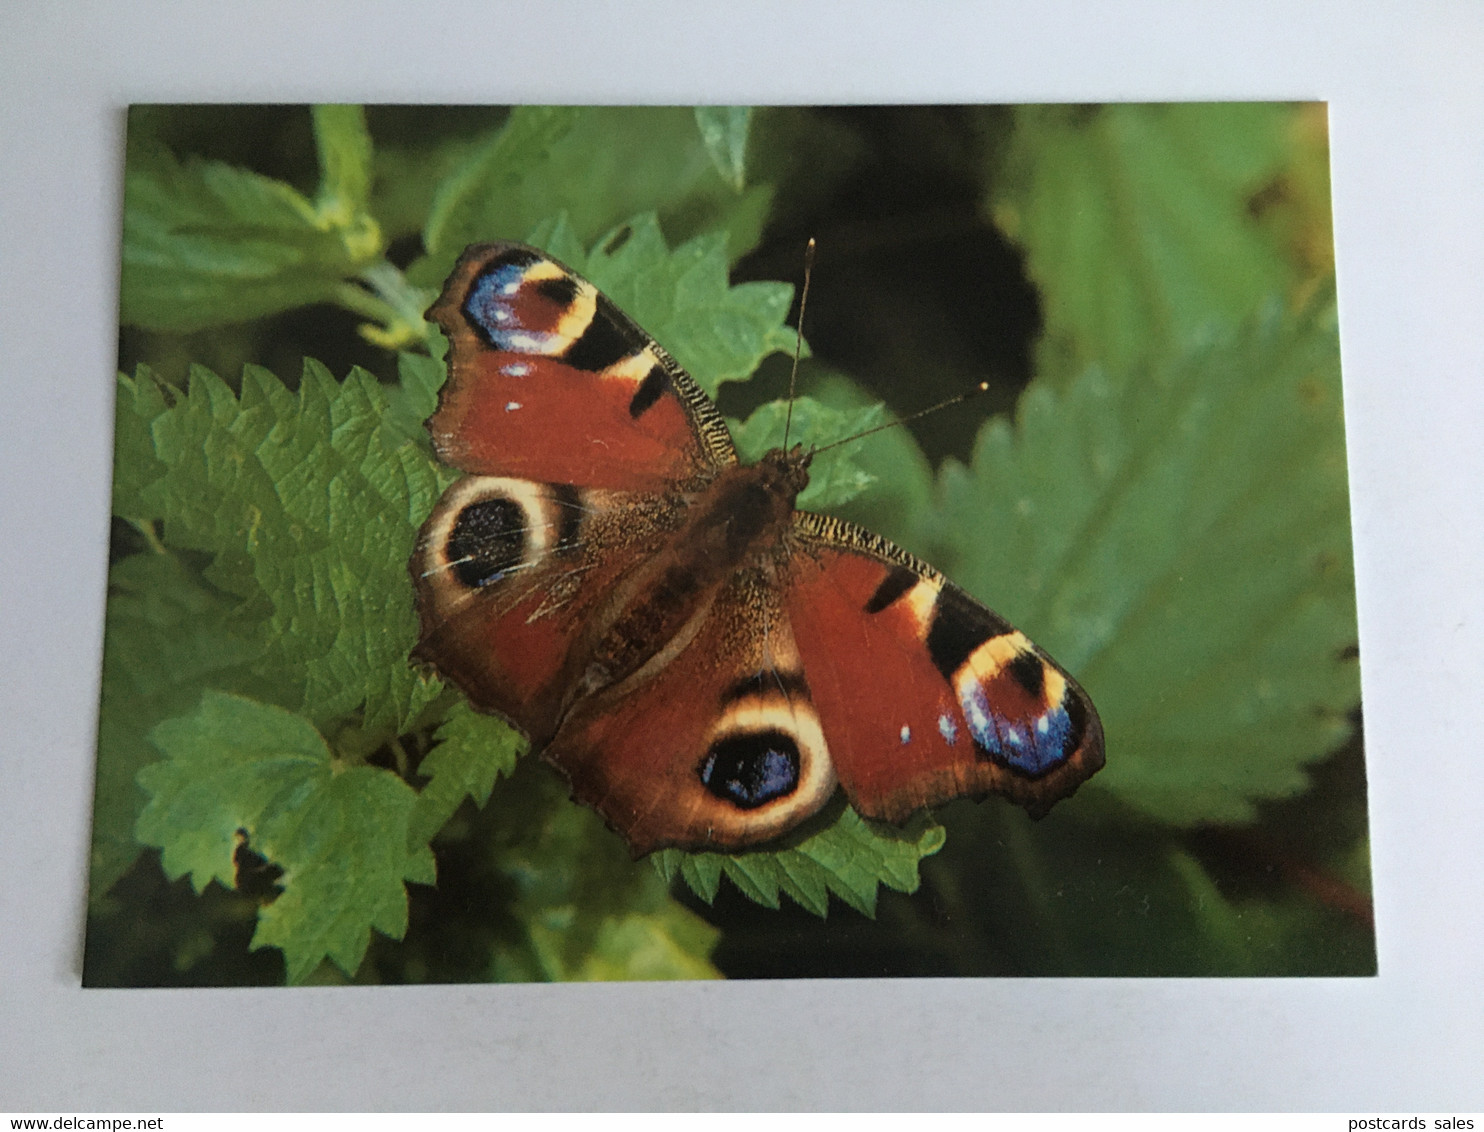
[786,514,1104,822]
[427,244,735,493]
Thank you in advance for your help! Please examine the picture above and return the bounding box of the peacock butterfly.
[410,241,1105,856]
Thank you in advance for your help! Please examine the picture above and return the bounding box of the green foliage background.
[86,103,1371,985]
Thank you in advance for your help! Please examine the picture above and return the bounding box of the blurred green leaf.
[479,763,720,981]
[122,107,384,332]
[989,103,1301,380]
[934,298,1358,825]
[694,106,752,191]
[419,106,581,278]
[311,105,374,230]
[137,692,432,983]
[413,106,773,292]
[654,806,945,918]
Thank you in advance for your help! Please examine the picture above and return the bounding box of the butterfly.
[410,241,1104,856]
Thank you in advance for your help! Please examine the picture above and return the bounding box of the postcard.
[85,102,1371,985]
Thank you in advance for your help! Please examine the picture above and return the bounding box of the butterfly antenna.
[811,381,993,456]
[781,237,816,451]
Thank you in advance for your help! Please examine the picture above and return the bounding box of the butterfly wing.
[412,475,684,743]
[427,243,736,492]
[785,512,1105,822]
[542,569,838,856]
[414,244,741,739]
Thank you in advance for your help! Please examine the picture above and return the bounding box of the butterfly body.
[412,241,1104,856]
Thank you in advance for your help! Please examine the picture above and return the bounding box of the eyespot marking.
[446,496,526,588]
[698,730,801,809]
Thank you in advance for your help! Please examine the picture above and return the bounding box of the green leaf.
[381,349,446,451]
[526,214,796,395]
[110,368,171,519]
[90,553,283,901]
[137,692,431,983]
[933,298,1359,825]
[311,105,374,226]
[479,763,720,981]
[805,369,939,558]
[728,396,885,510]
[413,107,774,291]
[133,359,449,737]
[903,792,1375,976]
[121,107,384,333]
[419,106,582,277]
[653,806,946,918]
[988,103,1300,380]
[408,702,525,847]
[694,106,752,191]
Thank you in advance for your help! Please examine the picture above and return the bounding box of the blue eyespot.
[699,730,800,809]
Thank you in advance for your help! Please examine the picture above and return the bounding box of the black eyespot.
[446,496,526,588]
[698,730,800,809]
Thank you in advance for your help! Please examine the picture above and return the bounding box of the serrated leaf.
[90,553,283,901]
[653,806,945,918]
[110,368,171,519]
[526,214,796,395]
[933,299,1359,825]
[121,109,384,332]
[989,103,1301,381]
[729,396,884,509]
[408,702,526,847]
[381,349,446,451]
[694,106,752,191]
[136,692,429,983]
[134,359,449,737]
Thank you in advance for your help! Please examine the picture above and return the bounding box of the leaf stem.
[333,260,434,351]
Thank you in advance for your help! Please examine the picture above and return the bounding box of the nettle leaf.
[694,106,752,191]
[526,213,796,395]
[91,553,286,901]
[121,106,383,333]
[134,358,448,737]
[111,368,171,519]
[408,702,526,848]
[653,806,945,918]
[137,692,431,983]
[729,396,885,510]
[933,299,1359,826]
[380,349,446,453]
[989,103,1300,380]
